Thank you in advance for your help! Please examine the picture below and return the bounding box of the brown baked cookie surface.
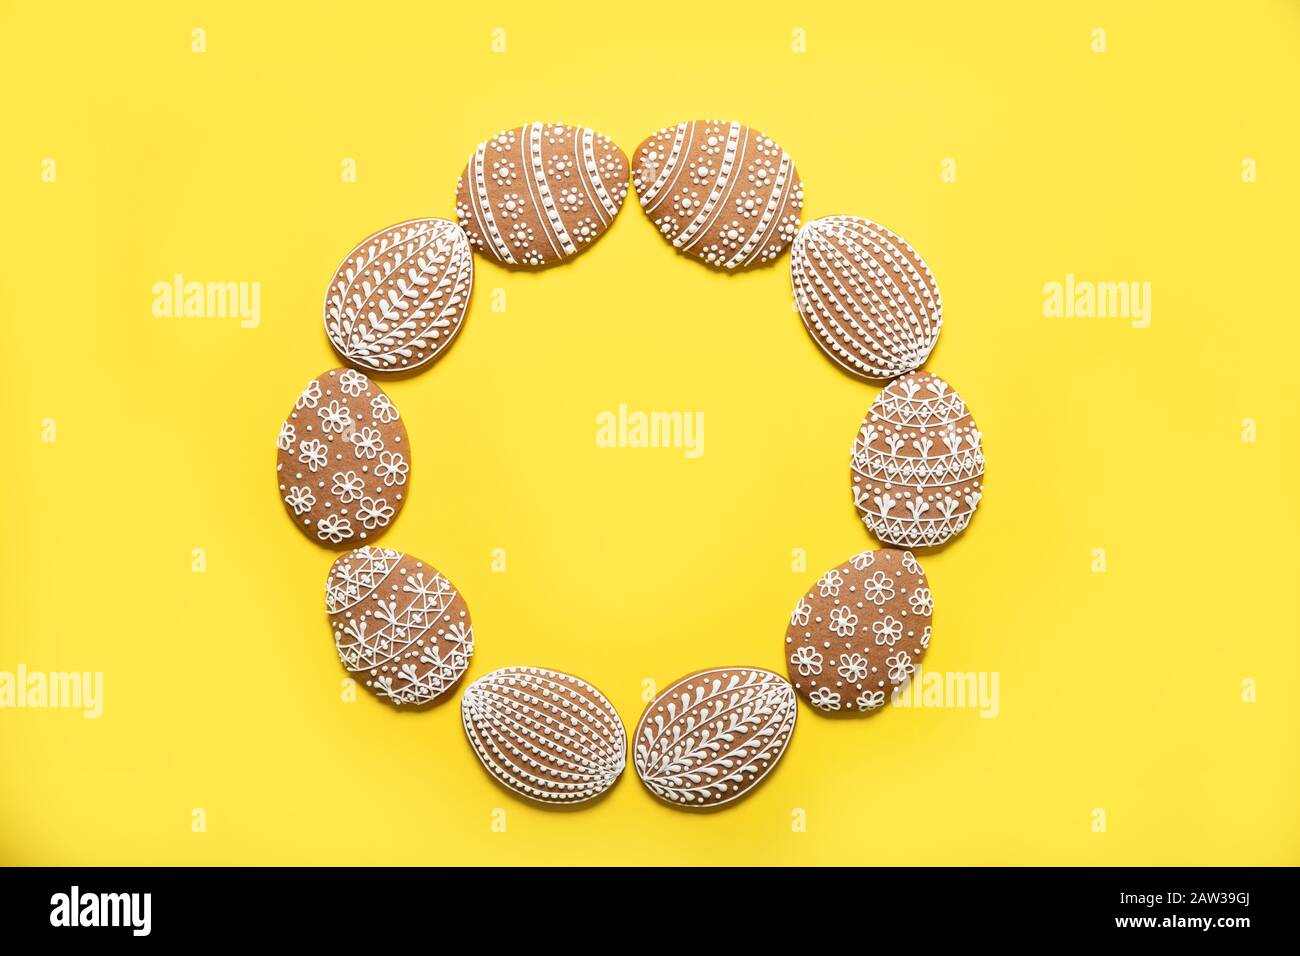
[791,216,941,380]
[323,218,473,373]
[851,370,985,548]
[455,122,629,268]
[632,120,803,269]
[276,368,409,547]
[325,547,473,706]
[461,667,626,805]
[634,667,795,809]
[785,549,932,714]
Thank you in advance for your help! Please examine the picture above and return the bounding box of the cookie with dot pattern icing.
[325,547,474,707]
[455,122,629,268]
[632,120,803,269]
[461,667,626,805]
[323,218,473,373]
[634,667,796,809]
[276,369,410,547]
[785,549,932,714]
[851,370,985,548]
[791,216,942,380]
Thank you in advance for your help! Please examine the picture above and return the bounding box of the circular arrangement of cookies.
[274,118,985,811]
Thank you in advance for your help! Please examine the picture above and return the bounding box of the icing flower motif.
[331,470,364,503]
[790,599,811,627]
[887,651,915,684]
[522,250,546,266]
[856,690,886,712]
[862,570,896,605]
[557,186,583,212]
[316,514,353,543]
[902,551,921,575]
[338,369,368,397]
[374,451,408,487]
[297,439,328,472]
[317,399,353,434]
[809,687,841,711]
[920,626,932,649]
[357,496,394,530]
[909,587,934,616]
[828,605,858,638]
[496,192,526,220]
[508,223,534,248]
[369,394,399,424]
[277,421,296,451]
[572,217,598,244]
[295,380,321,410]
[490,158,516,185]
[817,569,843,597]
[850,551,875,571]
[873,615,904,648]
[837,653,870,683]
[349,426,384,460]
[790,645,823,677]
[284,486,315,515]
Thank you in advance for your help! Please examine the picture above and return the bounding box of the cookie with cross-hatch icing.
[455,122,629,268]
[461,667,626,805]
[632,120,804,269]
[785,549,933,714]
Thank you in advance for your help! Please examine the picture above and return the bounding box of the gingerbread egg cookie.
[323,218,473,373]
[786,549,932,714]
[276,369,410,547]
[455,122,629,268]
[632,120,803,269]
[325,547,473,706]
[461,667,626,805]
[791,216,942,380]
[634,667,796,809]
[851,370,984,548]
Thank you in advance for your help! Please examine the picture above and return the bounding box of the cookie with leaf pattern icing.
[785,549,932,714]
[852,370,984,548]
[326,546,473,707]
[455,122,629,268]
[634,667,796,809]
[323,218,473,373]
[276,368,410,547]
[632,120,803,269]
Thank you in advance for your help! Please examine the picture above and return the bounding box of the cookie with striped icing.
[454,123,629,268]
[632,120,803,269]
[791,216,942,380]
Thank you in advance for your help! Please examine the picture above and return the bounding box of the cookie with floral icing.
[786,550,932,714]
[323,218,473,373]
[326,547,473,706]
[461,667,626,805]
[276,368,410,546]
[634,667,796,809]
[852,370,984,548]
[455,122,629,268]
[632,120,803,269]
[791,216,942,380]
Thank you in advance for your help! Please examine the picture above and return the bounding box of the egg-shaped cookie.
[461,667,626,805]
[276,369,410,547]
[851,370,984,548]
[632,120,803,269]
[325,547,474,706]
[634,667,796,809]
[455,122,629,268]
[323,218,473,373]
[791,216,941,380]
[786,549,932,714]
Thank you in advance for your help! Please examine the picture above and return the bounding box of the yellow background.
[2,0,1297,866]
